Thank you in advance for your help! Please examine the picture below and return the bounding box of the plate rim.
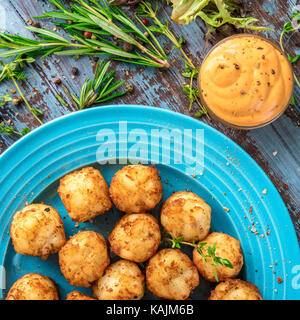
[0,104,299,300]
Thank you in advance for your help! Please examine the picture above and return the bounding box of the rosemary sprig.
[70,60,126,110]
[0,57,43,125]
[14,0,169,68]
[166,236,233,282]
[0,123,31,136]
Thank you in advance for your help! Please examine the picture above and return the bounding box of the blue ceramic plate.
[0,105,299,300]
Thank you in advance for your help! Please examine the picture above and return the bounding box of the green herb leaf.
[21,127,31,136]
[31,108,43,116]
[0,94,12,107]
[0,0,169,68]
[165,236,232,282]
[290,96,296,106]
[0,123,22,136]
[72,60,126,110]
[167,0,272,32]
[287,53,300,64]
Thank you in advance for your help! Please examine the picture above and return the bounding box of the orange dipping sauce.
[198,34,294,129]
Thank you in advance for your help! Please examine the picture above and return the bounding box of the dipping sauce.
[198,34,294,129]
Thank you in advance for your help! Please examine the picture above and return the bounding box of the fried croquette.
[193,232,243,282]
[6,273,59,300]
[58,167,112,223]
[66,291,96,300]
[146,249,199,300]
[109,213,161,262]
[93,260,145,300]
[59,231,110,287]
[209,279,263,300]
[109,165,163,213]
[10,204,66,259]
[161,191,211,242]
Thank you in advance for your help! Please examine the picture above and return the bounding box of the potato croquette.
[58,167,112,223]
[209,279,263,300]
[6,273,59,300]
[146,249,199,300]
[93,260,145,300]
[10,204,66,259]
[66,291,96,300]
[109,165,163,213]
[193,232,243,282]
[109,213,161,262]
[59,231,110,287]
[161,191,211,242]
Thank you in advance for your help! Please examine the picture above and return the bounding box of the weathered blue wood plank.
[0,0,299,240]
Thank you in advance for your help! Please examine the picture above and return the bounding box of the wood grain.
[0,0,299,240]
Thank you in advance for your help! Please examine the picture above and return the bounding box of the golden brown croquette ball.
[66,291,96,300]
[10,204,66,260]
[93,260,145,300]
[58,167,112,223]
[193,232,243,282]
[160,191,211,242]
[59,231,110,287]
[209,279,263,300]
[146,249,199,300]
[6,273,59,300]
[109,213,161,263]
[109,165,163,213]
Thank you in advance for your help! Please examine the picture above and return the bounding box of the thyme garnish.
[166,236,233,282]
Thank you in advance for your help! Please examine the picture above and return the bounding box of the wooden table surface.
[0,0,299,241]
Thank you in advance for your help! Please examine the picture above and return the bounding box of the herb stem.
[61,83,79,110]
[6,128,22,136]
[11,76,43,125]
[194,92,210,119]
[137,43,170,68]
[165,237,197,248]
[280,23,300,89]
[165,236,233,282]
[188,68,195,110]
[140,1,195,69]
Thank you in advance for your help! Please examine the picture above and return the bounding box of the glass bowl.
[197,34,294,130]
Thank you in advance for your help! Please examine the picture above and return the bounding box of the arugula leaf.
[167,0,272,33]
